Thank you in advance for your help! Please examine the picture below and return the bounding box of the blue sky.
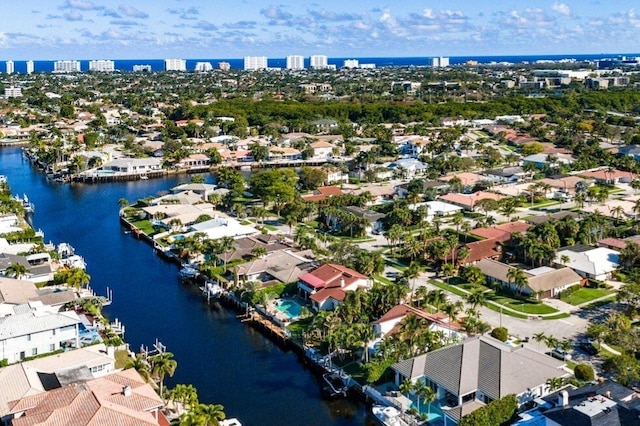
[2,0,639,60]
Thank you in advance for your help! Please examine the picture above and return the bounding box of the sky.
[1,0,639,60]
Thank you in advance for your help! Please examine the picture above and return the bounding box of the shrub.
[491,327,509,342]
[574,364,595,381]
[459,394,518,426]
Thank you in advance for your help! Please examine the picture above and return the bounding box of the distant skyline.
[1,1,639,60]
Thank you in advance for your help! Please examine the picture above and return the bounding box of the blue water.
[3,53,639,73]
[0,147,368,426]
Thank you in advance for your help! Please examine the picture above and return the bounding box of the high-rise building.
[286,55,304,70]
[4,87,22,98]
[218,61,231,71]
[244,56,268,71]
[431,56,450,68]
[54,60,81,73]
[195,62,213,72]
[310,55,328,69]
[26,60,34,74]
[343,59,359,69]
[133,64,152,72]
[89,60,115,72]
[165,59,186,71]
[5,60,14,74]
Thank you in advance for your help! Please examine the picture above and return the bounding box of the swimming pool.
[274,299,303,320]
[79,324,102,345]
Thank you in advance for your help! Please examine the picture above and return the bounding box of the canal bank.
[0,146,369,426]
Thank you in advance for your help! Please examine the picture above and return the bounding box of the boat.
[140,174,149,180]
[57,243,87,270]
[15,193,35,213]
[371,405,409,426]
[219,419,242,426]
[321,371,349,398]
[179,265,198,278]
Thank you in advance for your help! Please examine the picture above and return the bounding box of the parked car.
[550,348,573,361]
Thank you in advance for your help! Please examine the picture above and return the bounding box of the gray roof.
[392,336,565,399]
[0,307,81,339]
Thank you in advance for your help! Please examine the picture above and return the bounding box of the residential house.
[5,369,167,426]
[538,176,589,196]
[348,184,396,204]
[372,304,466,342]
[170,183,218,200]
[482,166,529,184]
[141,204,216,230]
[554,246,620,281]
[342,206,386,234]
[387,159,428,179]
[438,191,504,211]
[0,214,21,235]
[268,146,302,161]
[476,259,584,299]
[618,144,640,161]
[298,264,369,311]
[469,221,531,243]
[96,158,162,175]
[216,234,292,265]
[440,172,486,192]
[408,201,463,219]
[310,119,339,134]
[0,252,55,284]
[391,335,567,425]
[236,249,317,286]
[302,186,343,203]
[182,216,259,241]
[0,277,76,317]
[175,153,210,170]
[325,167,349,185]
[515,381,640,426]
[457,239,502,265]
[523,153,574,169]
[526,211,581,226]
[0,344,117,421]
[578,168,634,185]
[0,302,81,364]
[309,141,335,159]
[395,180,449,199]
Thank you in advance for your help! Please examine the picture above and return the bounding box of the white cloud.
[118,4,148,19]
[551,2,571,17]
[61,0,103,11]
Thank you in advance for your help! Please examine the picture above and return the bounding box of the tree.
[491,327,509,342]
[195,403,226,426]
[299,166,327,190]
[507,267,528,297]
[440,262,457,285]
[125,355,152,384]
[403,261,423,305]
[151,352,178,397]
[168,384,199,415]
[546,377,566,392]
[248,169,298,216]
[574,364,595,381]
[465,288,486,313]
[5,262,28,279]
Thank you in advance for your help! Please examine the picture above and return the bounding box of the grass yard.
[489,295,558,315]
[130,219,156,235]
[561,288,614,306]
[114,349,131,369]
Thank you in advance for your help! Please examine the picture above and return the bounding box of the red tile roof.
[470,221,530,242]
[463,239,501,263]
[300,263,367,290]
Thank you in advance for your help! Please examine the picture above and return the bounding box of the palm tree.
[399,378,414,397]
[168,384,199,415]
[416,382,437,420]
[440,262,457,286]
[546,377,565,392]
[125,355,153,384]
[507,267,528,297]
[5,262,28,280]
[216,237,235,270]
[151,352,178,397]
[443,301,463,341]
[195,403,226,426]
[465,288,486,314]
[403,261,423,305]
[250,246,267,258]
[533,332,546,347]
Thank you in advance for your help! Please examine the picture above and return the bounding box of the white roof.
[0,306,80,339]
[409,200,463,215]
[185,217,258,240]
[556,247,619,277]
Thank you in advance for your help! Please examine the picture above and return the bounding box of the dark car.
[580,342,598,356]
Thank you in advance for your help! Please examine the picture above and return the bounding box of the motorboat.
[322,371,349,398]
[219,419,242,426]
[371,405,409,426]
[179,265,198,278]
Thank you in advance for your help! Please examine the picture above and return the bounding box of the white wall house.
[100,158,162,174]
[0,303,81,364]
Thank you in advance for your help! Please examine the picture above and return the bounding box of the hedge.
[574,364,595,381]
[491,327,509,342]
[459,394,518,426]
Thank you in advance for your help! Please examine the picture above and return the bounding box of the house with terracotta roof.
[5,369,168,426]
[309,140,335,159]
[438,191,504,211]
[453,239,503,265]
[268,146,301,161]
[469,221,531,243]
[372,304,466,342]
[476,258,584,299]
[391,335,567,425]
[298,264,369,311]
[440,172,486,191]
[301,186,343,203]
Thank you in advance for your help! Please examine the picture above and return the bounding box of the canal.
[0,147,368,425]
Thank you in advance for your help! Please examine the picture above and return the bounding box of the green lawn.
[130,219,156,235]
[373,274,395,286]
[561,288,614,306]
[114,350,131,369]
[489,296,559,315]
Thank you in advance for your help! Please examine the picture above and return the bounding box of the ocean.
[3,53,639,73]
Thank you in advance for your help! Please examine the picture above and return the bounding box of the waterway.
[0,146,369,425]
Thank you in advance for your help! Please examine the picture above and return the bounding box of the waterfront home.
[391,335,568,425]
[0,344,117,421]
[141,204,217,229]
[267,146,302,161]
[554,246,620,281]
[0,302,81,364]
[94,157,162,175]
[476,259,584,299]
[372,304,466,342]
[5,369,168,426]
[0,214,21,235]
[182,216,259,240]
[0,252,55,284]
[0,277,76,317]
[175,153,210,170]
[235,249,317,286]
[309,140,335,159]
[438,191,504,211]
[298,264,370,311]
[216,234,291,264]
[170,183,218,200]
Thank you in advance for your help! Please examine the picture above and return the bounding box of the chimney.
[123,385,132,397]
[605,390,611,399]
[340,278,345,288]
[558,390,569,407]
